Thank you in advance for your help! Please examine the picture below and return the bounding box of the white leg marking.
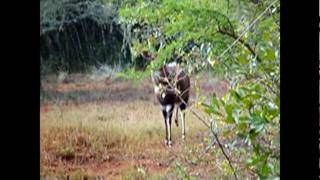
[166,105,173,145]
[166,116,171,145]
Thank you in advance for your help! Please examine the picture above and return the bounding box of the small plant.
[57,145,75,160]
[88,63,121,82]
[69,169,89,180]
[57,71,68,83]
[174,161,198,180]
[137,166,146,177]
[120,166,148,180]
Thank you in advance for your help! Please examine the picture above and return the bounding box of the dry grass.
[40,72,253,179]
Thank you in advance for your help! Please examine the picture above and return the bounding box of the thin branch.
[218,28,262,63]
[190,110,210,128]
[190,110,238,180]
[217,0,278,61]
[209,121,238,180]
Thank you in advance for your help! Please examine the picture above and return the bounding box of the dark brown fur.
[151,63,190,146]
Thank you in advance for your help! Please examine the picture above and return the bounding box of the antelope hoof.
[182,135,186,141]
[165,139,173,146]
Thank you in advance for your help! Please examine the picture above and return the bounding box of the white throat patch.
[161,92,166,98]
[167,61,177,68]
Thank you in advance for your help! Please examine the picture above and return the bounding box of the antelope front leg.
[162,105,173,146]
[166,116,173,146]
[166,104,173,146]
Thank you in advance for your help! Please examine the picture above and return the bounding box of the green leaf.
[265,48,276,61]
[211,93,220,108]
[225,104,233,115]
[249,129,258,141]
[233,113,239,124]
[243,98,252,108]
[230,89,242,101]
[203,106,213,114]
[244,48,252,56]
[237,133,247,139]
[202,103,223,116]
[246,156,260,166]
[255,123,264,132]
[223,129,231,136]
[212,110,223,117]
[251,113,263,124]
[253,143,261,155]
[262,31,270,41]
[238,54,249,64]
[220,98,226,106]
[237,122,247,131]
[260,161,270,177]
[226,114,235,124]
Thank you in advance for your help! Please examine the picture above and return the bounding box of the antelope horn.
[174,88,181,94]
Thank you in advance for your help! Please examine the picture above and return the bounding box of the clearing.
[40,73,253,179]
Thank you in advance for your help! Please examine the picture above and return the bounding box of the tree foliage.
[119,0,280,178]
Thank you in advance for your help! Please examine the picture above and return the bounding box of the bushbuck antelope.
[151,62,190,146]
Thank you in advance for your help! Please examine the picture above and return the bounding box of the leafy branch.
[217,27,261,63]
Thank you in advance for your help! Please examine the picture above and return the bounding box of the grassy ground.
[40,72,255,180]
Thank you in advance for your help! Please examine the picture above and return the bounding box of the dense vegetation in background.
[40,0,131,74]
[119,0,280,178]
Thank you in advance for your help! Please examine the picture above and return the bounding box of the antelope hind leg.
[175,106,179,127]
[162,109,169,145]
[180,109,186,141]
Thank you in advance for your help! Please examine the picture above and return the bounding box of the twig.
[209,121,238,180]
[217,0,278,60]
[190,110,238,180]
[218,28,262,63]
[190,110,210,128]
